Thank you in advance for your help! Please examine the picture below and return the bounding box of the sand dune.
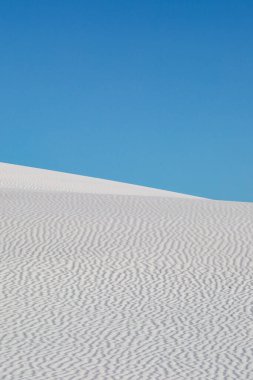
[0,163,253,379]
[0,162,198,198]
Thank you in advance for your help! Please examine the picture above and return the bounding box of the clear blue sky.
[1,0,252,201]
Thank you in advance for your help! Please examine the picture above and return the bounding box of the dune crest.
[0,162,199,198]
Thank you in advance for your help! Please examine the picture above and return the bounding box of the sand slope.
[0,163,253,380]
[0,162,198,198]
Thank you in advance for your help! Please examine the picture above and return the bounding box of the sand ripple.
[0,182,253,379]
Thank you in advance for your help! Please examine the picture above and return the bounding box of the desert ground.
[0,162,253,379]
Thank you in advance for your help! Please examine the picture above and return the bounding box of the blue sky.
[1,0,252,201]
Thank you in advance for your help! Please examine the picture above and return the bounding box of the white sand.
[0,162,253,379]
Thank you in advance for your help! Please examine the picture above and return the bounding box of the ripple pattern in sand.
[0,190,253,379]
